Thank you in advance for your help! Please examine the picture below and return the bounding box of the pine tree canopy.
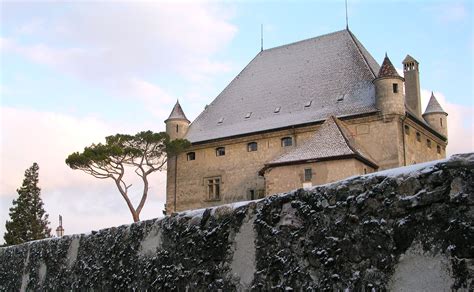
[3,163,51,246]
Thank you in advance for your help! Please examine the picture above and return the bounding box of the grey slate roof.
[185,29,381,143]
[266,116,378,167]
[423,92,447,115]
[166,101,190,123]
[377,55,402,79]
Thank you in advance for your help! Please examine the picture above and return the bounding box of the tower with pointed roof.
[165,100,190,141]
[423,92,448,137]
[373,54,405,116]
[403,55,422,117]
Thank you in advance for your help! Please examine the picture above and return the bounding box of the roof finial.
[385,52,388,58]
[345,0,349,29]
[261,24,264,52]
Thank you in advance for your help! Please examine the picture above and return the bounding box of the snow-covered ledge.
[1,153,473,291]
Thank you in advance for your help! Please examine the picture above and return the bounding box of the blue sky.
[1,1,473,242]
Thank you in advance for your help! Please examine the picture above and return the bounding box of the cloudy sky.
[1,1,473,243]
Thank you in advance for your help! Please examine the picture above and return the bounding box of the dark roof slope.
[266,116,378,168]
[423,92,447,115]
[377,55,402,79]
[186,29,380,143]
[166,101,190,123]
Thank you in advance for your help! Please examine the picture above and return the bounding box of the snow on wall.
[0,153,473,290]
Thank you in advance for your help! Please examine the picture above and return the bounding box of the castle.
[164,29,448,214]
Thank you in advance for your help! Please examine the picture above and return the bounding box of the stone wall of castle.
[1,153,472,291]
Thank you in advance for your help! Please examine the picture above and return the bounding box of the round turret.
[165,100,190,140]
[373,54,405,116]
[423,92,448,137]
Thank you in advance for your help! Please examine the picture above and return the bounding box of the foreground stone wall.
[1,153,473,291]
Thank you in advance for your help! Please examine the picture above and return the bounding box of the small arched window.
[281,137,293,147]
[247,142,257,152]
[437,145,441,154]
[416,132,421,142]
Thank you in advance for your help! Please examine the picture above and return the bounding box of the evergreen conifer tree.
[4,163,51,245]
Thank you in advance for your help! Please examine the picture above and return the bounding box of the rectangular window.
[248,189,255,200]
[247,142,257,152]
[207,177,221,200]
[187,152,195,161]
[281,137,293,147]
[427,139,431,148]
[216,147,225,156]
[393,83,398,93]
[437,145,441,154]
[304,168,312,182]
[416,132,421,142]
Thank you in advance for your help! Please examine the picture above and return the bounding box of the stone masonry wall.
[1,153,472,291]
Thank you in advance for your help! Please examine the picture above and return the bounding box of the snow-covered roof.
[185,29,381,143]
[266,116,378,168]
[166,100,190,123]
[423,92,447,116]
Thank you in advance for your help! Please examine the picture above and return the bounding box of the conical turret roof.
[423,92,447,115]
[377,54,402,79]
[166,100,190,122]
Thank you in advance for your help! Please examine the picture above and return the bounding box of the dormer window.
[274,106,281,113]
[216,147,225,156]
[337,94,345,102]
[245,112,252,119]
[218,117,224,124]
[281,137,293,147]
[393,83,398,93]
[304,100,312,107]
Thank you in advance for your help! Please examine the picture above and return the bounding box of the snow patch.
[231,211,256,290]
[388,243,454,291]
[139,222,162,257]
[67,236,80,268]
[38,261,47,285]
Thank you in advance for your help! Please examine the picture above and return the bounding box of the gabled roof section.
[377,54,403,79]
[166,100,190,123]
[423,92,447,116]
[266,116,378,168]
[185,29,380,143]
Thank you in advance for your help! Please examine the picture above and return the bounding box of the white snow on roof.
[185,29,380,143]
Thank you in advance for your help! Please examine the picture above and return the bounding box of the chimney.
[402,55,422,117]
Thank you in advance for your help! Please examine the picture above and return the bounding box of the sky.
[0,0,473,243]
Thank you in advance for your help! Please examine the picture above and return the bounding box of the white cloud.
[2,2,237,85]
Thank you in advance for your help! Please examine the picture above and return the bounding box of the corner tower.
[402,55,422,117]
[165,100,190,140]
[423,92,448,137]
[374,54,405,116]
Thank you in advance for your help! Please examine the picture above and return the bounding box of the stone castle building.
[164,29,448,214]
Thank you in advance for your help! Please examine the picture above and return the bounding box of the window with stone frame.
[247,142,258,152]
[187,152,195,161]
[216,147,225,156]
[281,137,293,147]
[304,168,312,182]
[206,177,221,200]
